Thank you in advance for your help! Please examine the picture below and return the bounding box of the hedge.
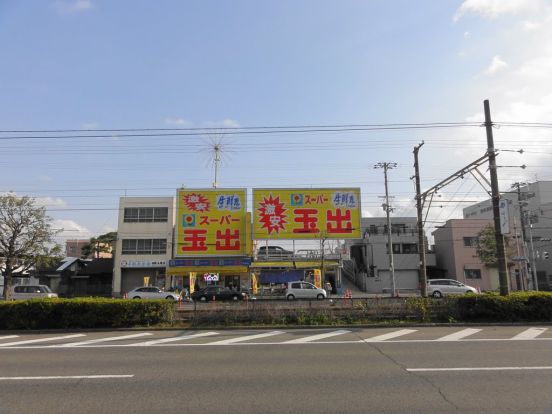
[0,298,175,329]
[455,292,552,322]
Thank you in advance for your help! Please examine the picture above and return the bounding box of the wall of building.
[113,196,176,296]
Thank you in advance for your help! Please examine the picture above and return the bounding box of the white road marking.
[132,331,219,346]
[0,335,19,340]
[58,333,153,347]
[283,330,351,344]
[207,331,284,345]
[0,334,86,347]
[511,327,548,340]
[365,329,417,342]
[408,366,552,372]
[0,375,134,380]
[436,328,482,341]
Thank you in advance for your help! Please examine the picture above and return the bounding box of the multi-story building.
[112,197,176,296]
[432,219,500,292]
[463,181,552,290]
[65,239,89,258]
[345,217,436,294]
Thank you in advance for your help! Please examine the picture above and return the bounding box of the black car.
[191,286,247,302]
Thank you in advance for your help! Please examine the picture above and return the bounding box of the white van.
[285,281,327,300]
[11,285,58,300]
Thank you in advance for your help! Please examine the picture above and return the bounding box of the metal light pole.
[375,162,397,297]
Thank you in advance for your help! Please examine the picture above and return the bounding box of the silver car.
[11,285,58,300]
[127,286,180,301]
[285,281,327,300]
[427,279,478,298]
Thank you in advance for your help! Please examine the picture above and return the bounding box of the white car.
[427,279,478,298]
[11,285,58,300]
[127,286,180,301]
[285,281,327,300]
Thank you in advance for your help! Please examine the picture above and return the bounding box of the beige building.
[432,219,499,292]
[112,197,176,296]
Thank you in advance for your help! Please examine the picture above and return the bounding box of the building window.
[464,269,482,279]
[392,244,401,254]
[369,225,378,235]
[392,224,406,235]
[402,243,418,254]
[121,239,167,255]
[124,207,168,223]
[463,237,478,247]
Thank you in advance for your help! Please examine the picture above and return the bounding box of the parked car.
[11,285,58,300]
[127,286,180,301]
[427,279,478,298]
[285,281,326,300]
[257,245,294,259]
[191,286,247,302]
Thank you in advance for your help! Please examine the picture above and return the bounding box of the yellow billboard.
[253,188,361,239]
[176,189,247,256]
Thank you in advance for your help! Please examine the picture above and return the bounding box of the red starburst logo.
[182,193,210,212]
[258,194,287,234]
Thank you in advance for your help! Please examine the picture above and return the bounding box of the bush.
[0,298,175,329]
[456,292,552,322]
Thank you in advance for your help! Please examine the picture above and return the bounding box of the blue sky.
[1,0,551,244]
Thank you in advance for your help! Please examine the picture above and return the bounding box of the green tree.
[475,225,514,267]
[80,231,117,259]
[0,194,62,300]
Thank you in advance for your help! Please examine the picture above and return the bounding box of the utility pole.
[413,142,427,297]
[527,212,539,291]
[375,162,397,297]
[484,99,510,295]
[512,182,531,290]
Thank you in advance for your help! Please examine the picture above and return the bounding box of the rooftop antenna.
[203,132,232,189]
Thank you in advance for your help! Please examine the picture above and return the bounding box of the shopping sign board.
[253,188,361,239]
[176,189,247,256]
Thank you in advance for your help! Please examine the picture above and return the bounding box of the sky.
[1,0,552,246]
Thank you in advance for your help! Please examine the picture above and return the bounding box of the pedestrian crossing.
[0,327,550,349]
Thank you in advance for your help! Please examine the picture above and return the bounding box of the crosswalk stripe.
[283,330,351,344]
[132,331,219,346]
[511,327,548,340]
[436,328,482,341]
[365,329,417,342]
[207,331,284,345]
[0,335,19,341]
[58,333,153,347]
[0,334,86,347]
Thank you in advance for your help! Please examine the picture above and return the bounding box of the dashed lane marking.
[511,328,548,340]
[283,330,351,344]
[407,366,552,372]
[58,333,153,347]
[0,375,134,380]
[0,334,86,347]
[365,329,417,342]
[132,331,219,346]
[206,331,285,345]
[436,328,482,341]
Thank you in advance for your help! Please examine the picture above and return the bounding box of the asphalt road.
[1,326,552,413]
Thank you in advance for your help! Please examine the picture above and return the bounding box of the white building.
[112,197,176,296]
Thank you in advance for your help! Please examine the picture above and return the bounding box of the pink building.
[433,219,500,292]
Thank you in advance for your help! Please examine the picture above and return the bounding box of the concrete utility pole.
[511,182,531,290]
[413,142,427,297]
[484,99,510,296]
[375,162,397,297]
[527,212,539,291]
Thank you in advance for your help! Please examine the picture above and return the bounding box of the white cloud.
[35,197,68,208]
[454,0,541,22]
[165,117,193,127]
[464,31,471,39]
[522,20,541,31]
[204,118,241,128]
[38,175,53,183]
[54,0,93,15]
[81,122,99,129]
[485,55,507,75]
[53,219,91,237]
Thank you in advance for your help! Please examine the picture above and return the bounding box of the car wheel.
[166,296,176,300]
[286,294,295,301]
[133,296,141,299]
[466,290,473,294]
[317,294,325,300]
[200,296,207,302]
[432,291,442,298]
